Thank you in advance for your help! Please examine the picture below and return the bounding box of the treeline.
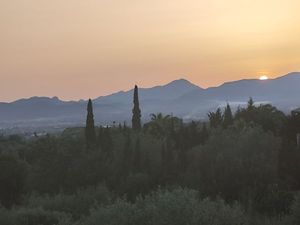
[1,86,300,225]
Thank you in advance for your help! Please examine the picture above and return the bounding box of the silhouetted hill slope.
[94,79,201,104]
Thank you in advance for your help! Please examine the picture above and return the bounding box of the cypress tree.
[132,85,142,131]
[223,103,233,128]
[85,99,96,148]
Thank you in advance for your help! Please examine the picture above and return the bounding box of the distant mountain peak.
[164,78,201,89]
[169,78,190,83]
[13,96,61,104]
[52,96,60,101]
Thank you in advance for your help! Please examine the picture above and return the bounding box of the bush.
[0,207,13,225]
[86,199,138,225]
[0,207,71,225]
[0,154,28,208]
[84,188,247,225]
[290,193,300,225]
[26,185,111,219]
[122,173,151,201]
[139,188,200,225]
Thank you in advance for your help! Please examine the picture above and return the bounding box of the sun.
[259,75,269,80]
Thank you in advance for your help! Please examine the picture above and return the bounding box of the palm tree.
[208,108,223,128]
[144,113,181,139]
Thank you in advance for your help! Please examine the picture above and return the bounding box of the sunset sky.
[1,0,300,102]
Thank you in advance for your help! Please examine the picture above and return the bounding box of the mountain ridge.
[2,72,299,104]
[0,72,300,129]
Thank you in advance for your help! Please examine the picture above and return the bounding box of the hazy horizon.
[1,0,300,102]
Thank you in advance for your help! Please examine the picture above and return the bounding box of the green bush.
[122,173,151,201]
[14,207,71,225]
[84,188,247,225]
[0,154,28,208]
[0,207,13,225]
[0,207,71,225]
[139,188,200,225]
[26,185,111,219]
[290,193,300,225]
[86,199,138,225]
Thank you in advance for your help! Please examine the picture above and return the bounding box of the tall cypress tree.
[85,99,96,148]
[132,85,142,131]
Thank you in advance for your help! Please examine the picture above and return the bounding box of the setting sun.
[259,75,269,80]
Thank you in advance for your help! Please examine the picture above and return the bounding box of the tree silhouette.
[132,85,142,131]
[223,103,233,128]
[208,108,223,128]
[85,99,96,148]
[200,123,209,144]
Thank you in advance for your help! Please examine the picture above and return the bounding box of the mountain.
[177,72,300,113]
[1,72,300,132]
[180,72,300,102]
[94,79,201,104]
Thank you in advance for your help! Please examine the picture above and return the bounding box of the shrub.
[0,207,13,225]
[26,185,111,219]
[0,154,28,208]
[84,188,247,225]
[86,199,138,225]
[0,207,71,225]
[290,193,300,225]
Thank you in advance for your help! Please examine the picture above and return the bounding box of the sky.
[1,0,300,102]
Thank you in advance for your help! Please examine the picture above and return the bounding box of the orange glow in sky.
[1,0,300,102]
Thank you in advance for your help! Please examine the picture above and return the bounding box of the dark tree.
[208,108,223,128]
[200,123,209,145]
[248,97,255,110]
[0,154,27,208]
[132,85,142,131]
[123,121,129,134]
[223,103,233,128]
[189,121,199,147]
[133,137,141,172]
[97,126,104,146]
[101,127,114,161]
[121,133,133,177]
[85,99,96,148]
